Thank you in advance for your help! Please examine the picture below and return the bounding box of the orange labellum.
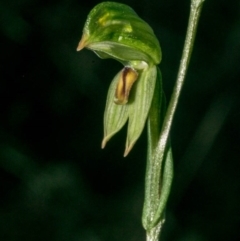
[114,67,138,105]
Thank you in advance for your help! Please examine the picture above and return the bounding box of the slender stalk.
[155,0,205,161]
[144,1,206,241]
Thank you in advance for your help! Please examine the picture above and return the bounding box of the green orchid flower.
[77,2,162,156]
[76,1,206,238]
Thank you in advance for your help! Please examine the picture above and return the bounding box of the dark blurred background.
[0,0,240,240]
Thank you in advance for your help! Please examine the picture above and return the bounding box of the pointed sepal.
[124,66,157,156]
[101,70,129,149]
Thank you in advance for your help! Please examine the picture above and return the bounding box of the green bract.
[77,2,162,156]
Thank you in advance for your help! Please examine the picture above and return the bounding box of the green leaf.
[150,146,174,228]
[142,68,163,229]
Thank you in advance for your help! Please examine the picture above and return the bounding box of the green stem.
[154,0,205,162]
[146,220,164,241]
[143,0,205,240]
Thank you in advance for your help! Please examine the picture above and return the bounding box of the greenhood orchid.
[76,1,205,239]
[77,2,162,156]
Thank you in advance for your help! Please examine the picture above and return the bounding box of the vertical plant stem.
[143,1,206,241]
[155,0,205,161]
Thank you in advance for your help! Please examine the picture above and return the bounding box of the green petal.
[87,42,151,66]
[124,65,157,156]
[102,70,129,149]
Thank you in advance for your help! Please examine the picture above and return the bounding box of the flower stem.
[155,0,205,161]
[143,0,206,240]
